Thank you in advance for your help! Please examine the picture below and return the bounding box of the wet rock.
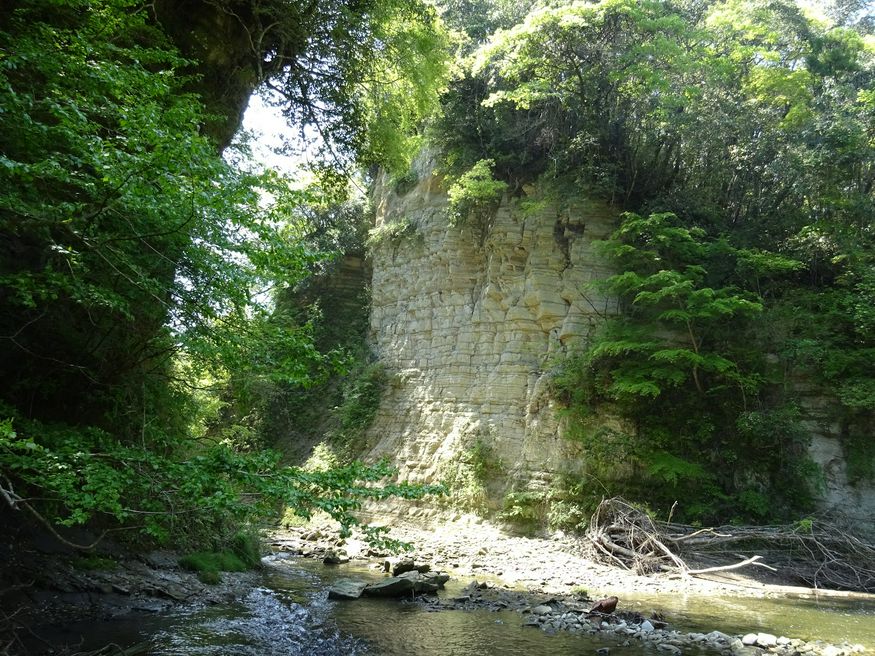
[391,558,431,576]
[141,551,179,569]
[397,570,450,593]
[392,558,417,576]
[640,620,655,633]
[657,644,681,655]
[362,576,415,597]
[322,549,349,565]
[327,579,368,600]
[532,604,553,616]
[706,630,731,643]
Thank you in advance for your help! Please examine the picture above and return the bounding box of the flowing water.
[39,555,875,655]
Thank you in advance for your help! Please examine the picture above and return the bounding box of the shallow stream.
[41,556,875,655]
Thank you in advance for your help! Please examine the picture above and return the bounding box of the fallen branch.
[686,555,775,575]
[584,498,875,592]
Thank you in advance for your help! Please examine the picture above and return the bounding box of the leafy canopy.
[0,0,449,546]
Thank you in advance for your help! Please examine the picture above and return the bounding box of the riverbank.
[273,516,836,600]
[3,513,873,655]
[270,516,875,655]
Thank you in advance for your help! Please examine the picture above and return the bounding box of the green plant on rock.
[446,159,508,229]
[552,212,818,524]
[328,362,387,457]
[499,490,547,533]
[366,218,420,253]
[437,433,504,514]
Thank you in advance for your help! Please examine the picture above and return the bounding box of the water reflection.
[32,556,875,655]
[619,592,875,648]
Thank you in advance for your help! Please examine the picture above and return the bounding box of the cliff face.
[361,159,619,511]
[360,160,875,528]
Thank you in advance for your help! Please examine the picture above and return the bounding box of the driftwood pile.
[585,498,875,593]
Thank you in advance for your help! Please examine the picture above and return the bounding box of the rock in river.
[362,576,416,597]
[327,579,369,600]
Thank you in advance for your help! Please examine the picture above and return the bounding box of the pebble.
[274,524,870,656]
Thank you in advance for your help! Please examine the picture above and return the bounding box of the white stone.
[742,634,759,646]
[757,633,778,647]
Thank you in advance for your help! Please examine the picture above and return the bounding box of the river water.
[40,555,875,655]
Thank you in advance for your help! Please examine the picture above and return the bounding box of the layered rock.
[361,159,619,510]
[359,158,875,529]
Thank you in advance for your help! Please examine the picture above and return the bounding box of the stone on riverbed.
[391,558,431,576]
[334,569,450,599]
[322,549,349,565]
[399,570,450,593]
[327,579,368,600]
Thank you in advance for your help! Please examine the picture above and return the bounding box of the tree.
[552,212,815,522]
[436,0,874,521]
[0,0,449,545]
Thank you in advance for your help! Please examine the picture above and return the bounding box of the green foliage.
[229,531,263,569]
[0,0,451,549]
[844,432,875,483]
[464,438,504,484]
[366,218,420,253]
[438,433,504,513]
[390,170,421,196]
[0,410,443,546]
[329,362,388,453]
[499,490,547,532]
[244,0,452,173]
[71,555,118,571]
[552,212,818,523]
[437,0,874,235]
[446,158,508,228]
[179,551,249,575]
[179,548,254,584]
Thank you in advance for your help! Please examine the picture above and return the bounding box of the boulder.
[327,579,368,600]
[398,570,450,593]
[322,549,349,565]
[362,577,415,597]
[391,558,431,576]
[392,558,417,576]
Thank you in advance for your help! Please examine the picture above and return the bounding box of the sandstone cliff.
[358,159,875,530]
[361,158,619,516]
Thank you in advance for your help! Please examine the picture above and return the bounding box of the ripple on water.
[150,587,367,656]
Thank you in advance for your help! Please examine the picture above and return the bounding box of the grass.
[178,531,262,585]
[71,555,118,571]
